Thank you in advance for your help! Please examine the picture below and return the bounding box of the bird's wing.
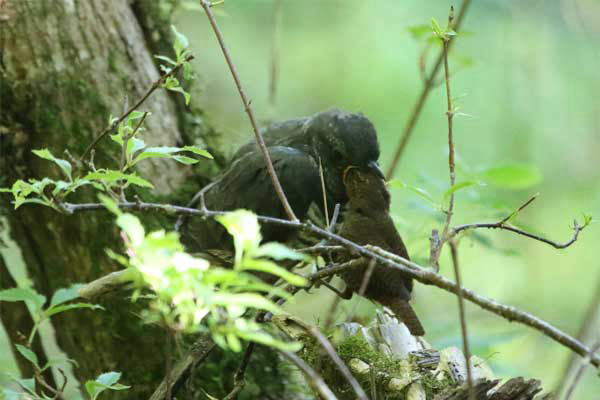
[181,146,320,252]
[231,118,310,161]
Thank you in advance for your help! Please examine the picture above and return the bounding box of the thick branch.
[199,0,297,222]
[62,201,599,368]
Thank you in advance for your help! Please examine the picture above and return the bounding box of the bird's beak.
[367,161,385,179]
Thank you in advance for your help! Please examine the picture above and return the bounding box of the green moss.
[299,333,457,399]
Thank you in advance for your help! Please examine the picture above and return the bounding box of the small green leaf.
[171,25,189,57]
[0,288,46,310]
[41,357,78,372]
[131,146,181,164]
[241,259,308,287]
[180,146,213,159]
[50,284,84,307]
[84,170,154,189]
[172,155,199,164]
[431,17,443,37]
[443,180,483,202]
[407,24,432,40]
[32,149,72,181]
[387,179,440,209]
[211,292,281,314]
[480,164,542,190]
[117,214,145,246]
[98,194,122,216]
[15,344,39,368]
[239,331,302,352]
[167,85,191,105]
[45,303,104,318]
[155,55,177,65]
[85,371,130,400]
[254,242,309,261]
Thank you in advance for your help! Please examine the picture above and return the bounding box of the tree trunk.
[0,0,221,397]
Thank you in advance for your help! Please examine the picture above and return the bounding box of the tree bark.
[0,0,221,397]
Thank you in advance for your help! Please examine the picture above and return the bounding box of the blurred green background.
[175,0,599,397]
[2,0,599,398]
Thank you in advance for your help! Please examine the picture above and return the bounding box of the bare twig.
[555,274,600,395]
[307,326,368,400]
[62,201,597,367]
[563,340,600,400]
[78,269,132,299]
[268,0,283,113]
[80,54,194,161]
[319,157,330,227]
[199,0,297,222]
[279,350,338,400]
[346,258,376,323]
[449,241,474,399]
[34,370,67,400]
[148,333,216,400]
[223,342,256,400]
[450,219,584,249]
[385,0,472,179]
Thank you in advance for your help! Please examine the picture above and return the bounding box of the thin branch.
[306,326,368,400]
[563,340,600,400]
[319,157,330,227]
[268,0,283,113]
[62,201,598,368]
[223,342,255,400]
[450,219,584,249]
[449,241,474,399]
[385,0,472,179]
[78,269,131,299]
[278,350,338,400]
[148,333,216,400]
[199,0,297,222]
[555,274,600,395]
[80,54,194,161]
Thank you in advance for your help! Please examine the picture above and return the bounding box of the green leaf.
[9,376,36,395]
[0,287,46,310]
[32,149,72,181]
[254,242,309,261]
[239,331,302,352]
[98,194,122,216]
[50,284,84,307]
[217,210,262,264]
[407,24,432,40]
[155,55,177,65]
[116,214,145,246]
[45,302,104,318]
[171,25,189,57]
[15,344,39,368]
[241,259,308,287]
[172,155,199,165]
[85,371,130,400]
[431,17,443,37]
[480,164,542,190]
[443,180,483,202]
[131,146,181,164]
[84,170,154,189]
[167,85,191,105]
[211,293,281,314]
[180,146,213,159]
[387,179,440,209]
[41,357,78,372]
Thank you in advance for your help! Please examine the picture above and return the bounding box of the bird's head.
[305,108,382,203]
[343,167,390,216]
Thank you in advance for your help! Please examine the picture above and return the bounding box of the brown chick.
[339,168,425,336]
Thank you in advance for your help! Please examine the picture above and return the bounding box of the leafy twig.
[199,0,297,222]
[385,0,472,179]
[80,54,194,161]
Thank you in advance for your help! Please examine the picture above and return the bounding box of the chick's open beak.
[343,165,357,185]
[367,161,385,179]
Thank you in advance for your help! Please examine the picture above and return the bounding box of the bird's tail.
[387,299,425,336]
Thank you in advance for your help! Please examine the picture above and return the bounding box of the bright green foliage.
[108,205,306,353]
[85,372,131,400]
[155,25,194,104]
[0,285,107,399]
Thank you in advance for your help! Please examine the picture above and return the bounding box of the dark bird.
[339,168,425,336]
[180,108,383,251]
